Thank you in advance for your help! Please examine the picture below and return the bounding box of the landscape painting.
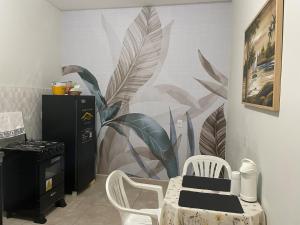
[242,0,283,111]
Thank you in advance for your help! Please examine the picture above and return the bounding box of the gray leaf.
[194,78,227,99]
[105,7,163,108]
[199,104,226,159]
[198,49,228,86]
[147,21,174,86]
[156,84,199,108]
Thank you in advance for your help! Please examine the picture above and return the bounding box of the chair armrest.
[119,207,159,225]
[125,178,164,208]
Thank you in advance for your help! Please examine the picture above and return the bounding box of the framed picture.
[242,0,283,111]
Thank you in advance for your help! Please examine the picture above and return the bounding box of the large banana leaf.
[105,7,162,106]
[106,122,155,178]
[113,113,178,178]
[137,135,182,178]
[147,21,174,87]
[101,101,122,124]
[199,105,226,159]
[62,65,107,113]
[198,49,228,86]
[110,146,157,170]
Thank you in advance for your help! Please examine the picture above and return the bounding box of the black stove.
[1,139,66,224]
[5,141,57,151]
[4,141,63,160]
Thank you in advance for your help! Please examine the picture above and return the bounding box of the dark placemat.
[182,176,231,192]
[179,190,244,214]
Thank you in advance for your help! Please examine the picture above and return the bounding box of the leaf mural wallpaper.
[61,3,232,179]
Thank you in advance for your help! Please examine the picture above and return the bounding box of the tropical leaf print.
[198,49,228,86]
[101,101,122,124]
[109,146,158,171]
[186,112,195,157]
[106,122,156,178]
[195,49,228,100]
[169,109,177,149]
[199,104,226,159]
[113,113,178,178]
[136,134,182,177]
[169,108,182,173]
[105,7,163,108]
[156,84,199,109]
[183,93,218,120]
[62,65,107,112]
[194,78,227,99]
[100,7,165,174]
[146,21,174,87]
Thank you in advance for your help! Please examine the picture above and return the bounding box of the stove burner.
[5,140,59,152]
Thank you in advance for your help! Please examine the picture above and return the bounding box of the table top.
[160,176,266,225]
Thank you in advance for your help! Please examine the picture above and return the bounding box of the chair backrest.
[182,155,232,179]
[106,170,130,210]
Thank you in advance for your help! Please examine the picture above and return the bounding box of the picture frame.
[242,0,284,111]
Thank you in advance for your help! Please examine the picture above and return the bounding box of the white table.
[160,177,266,225]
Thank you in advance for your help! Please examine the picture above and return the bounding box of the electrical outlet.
[177,120,183,128]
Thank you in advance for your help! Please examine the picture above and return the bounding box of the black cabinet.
[42,95,96,194]
[0,152,3,225]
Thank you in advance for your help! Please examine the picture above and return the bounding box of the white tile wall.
[0,87,51,139]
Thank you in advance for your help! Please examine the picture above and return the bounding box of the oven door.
[39,155,64,195]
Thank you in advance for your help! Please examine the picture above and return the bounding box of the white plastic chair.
[182,155,232,179]
[106,170,163,225]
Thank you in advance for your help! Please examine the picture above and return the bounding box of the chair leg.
[151,217,159,225]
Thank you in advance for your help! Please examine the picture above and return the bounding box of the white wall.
[227,1,300,225]
[0,0,61,88]
[0,0,61,138]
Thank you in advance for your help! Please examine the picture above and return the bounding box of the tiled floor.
[3,175,169,225]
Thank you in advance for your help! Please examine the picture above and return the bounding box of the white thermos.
[230,171,241,196]
[239,158,257,202]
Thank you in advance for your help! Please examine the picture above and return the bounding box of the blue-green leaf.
[186,112,195,157]
[169,108,179,170]
[62,65,107,112]
[169,108,177,148]
[106,122,156,178]
[101,101,122,124]
[172,134,182,175]
[113,113,178,178]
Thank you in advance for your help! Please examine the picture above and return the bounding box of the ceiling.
[46,0,231,11]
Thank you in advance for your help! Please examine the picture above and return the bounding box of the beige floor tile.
[73,204,120,225]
